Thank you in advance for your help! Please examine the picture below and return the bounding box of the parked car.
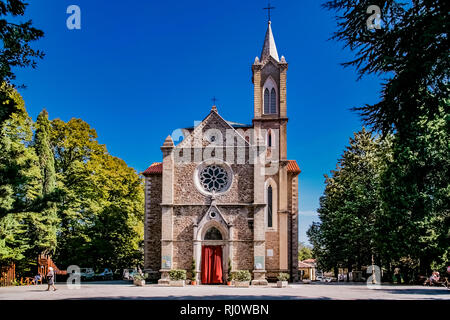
[122,268,138,280]
[95,268,113,281]
[316,275,334,282]
[80,268,95,281]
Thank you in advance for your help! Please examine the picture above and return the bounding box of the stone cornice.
[160,203,266,207]
[176,239,255,243]
[252,117,289,123]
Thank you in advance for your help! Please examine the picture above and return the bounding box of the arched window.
[204,227,223,240]
[267,186,273,228]
[262,78,277,115]
[264,88,270,114]
[270,88,276,114]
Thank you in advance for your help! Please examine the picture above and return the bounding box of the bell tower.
[252,21,288,162]
[252,19,291,274]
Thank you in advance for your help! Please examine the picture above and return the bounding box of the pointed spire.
[261,21,279,62]
[162,135,174,148]
[211,105,218,113]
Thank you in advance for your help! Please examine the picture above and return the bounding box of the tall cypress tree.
[35,110,56,196]
[28,109,59,256]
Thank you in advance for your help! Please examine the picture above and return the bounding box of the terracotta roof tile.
[287,160,301,175]
[298,261,314,268]
[143,162,162,176]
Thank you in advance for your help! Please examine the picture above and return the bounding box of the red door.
[201,246,223,284]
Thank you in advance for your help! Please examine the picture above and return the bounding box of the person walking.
[45,267,57,291]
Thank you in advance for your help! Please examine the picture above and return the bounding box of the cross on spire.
[263,1,275,22]
[212,96,218,105]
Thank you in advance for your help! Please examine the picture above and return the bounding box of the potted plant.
[169,269,186,287]
[233,270,251,287]
[277,272,290,288]
[133,273,148,286]
[190,259,197,285]
[227,258,233,285]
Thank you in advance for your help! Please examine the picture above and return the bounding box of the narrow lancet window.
[268,130,272,148]
[268,186,273,228]
[264,88,270,114]
[270,88,276,113]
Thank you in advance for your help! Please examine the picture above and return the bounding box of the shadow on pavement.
[66,295,333,300]
[376,288,449,296]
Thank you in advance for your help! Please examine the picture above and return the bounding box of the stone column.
[159,136,174,285]
[227,224,234,282]
[252,61,262,119]
[279,62,288,118]
[278,161,289,271]
[193,224,201,282]
[143,177,150,269]
[252,141,268,285]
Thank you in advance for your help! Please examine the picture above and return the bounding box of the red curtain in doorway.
[201,246,223,284]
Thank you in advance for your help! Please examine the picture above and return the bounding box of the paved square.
[0,281,449,300]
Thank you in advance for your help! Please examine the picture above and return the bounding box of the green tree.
[376,104,450,278]
[0,0,45,86]
[298,242,313,261]
[25,109,59,257]
[49,118,106,267]
[49,118,144,269]
[85,154,144,269]
[307,129,386,275]
[323,0,449,134]
[0,83,41,264]
[324,0,449,280]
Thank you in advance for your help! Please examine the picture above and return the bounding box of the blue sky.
[15,0,382,245]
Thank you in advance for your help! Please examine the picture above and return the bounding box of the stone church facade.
[143,21,300,285]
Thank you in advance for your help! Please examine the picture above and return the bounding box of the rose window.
[199,165,229,193]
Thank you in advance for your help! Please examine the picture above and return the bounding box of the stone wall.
[233,241,254,271]
[265,231,280,271]
[170,205,255,272]
[289,174,299,281]
[172,206,200,270]
[144,175,162,273]
[173,159,254,204]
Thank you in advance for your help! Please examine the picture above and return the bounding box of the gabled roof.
[261,22,279,62]
[142,162,162,176]
[184,120,252,130]
[176,106,250,149]
[287,160,301,175]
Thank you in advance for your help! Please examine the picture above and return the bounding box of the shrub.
[227,258,232,280]
[191,259,197,281]
[233,270,251,282]
[133,273,148,281]
[277,273,290,282]
[169,269,186,281]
